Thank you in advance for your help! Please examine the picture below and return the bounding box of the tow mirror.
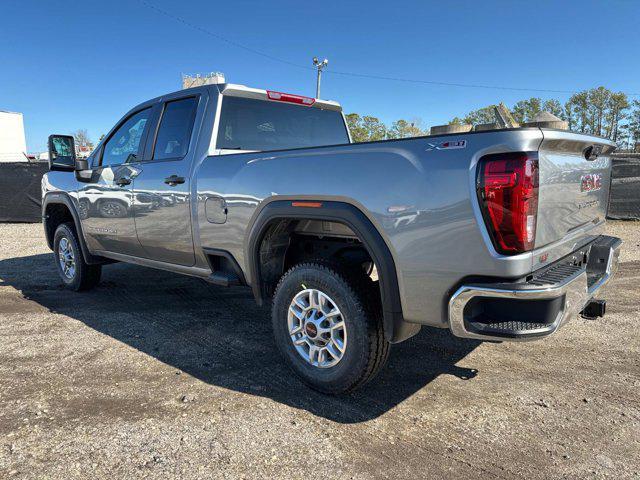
[48,135,76,171]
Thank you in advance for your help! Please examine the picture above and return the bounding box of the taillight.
[477,152,539,255]
[266,90,315,106]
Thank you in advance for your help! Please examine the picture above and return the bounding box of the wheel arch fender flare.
[42,192,103,265]
[244,199,419,343]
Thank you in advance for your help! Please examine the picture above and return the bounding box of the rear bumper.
[448,235,622,341]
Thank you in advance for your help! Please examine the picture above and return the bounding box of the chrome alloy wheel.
[288,288,347,368]
[100,202,124,218]
[58,237,76,280]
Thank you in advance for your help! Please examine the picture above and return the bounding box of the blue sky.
[2,0,639,152]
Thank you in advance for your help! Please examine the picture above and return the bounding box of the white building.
[0,110,27,162]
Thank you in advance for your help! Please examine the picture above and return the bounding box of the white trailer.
[0,111,28,162]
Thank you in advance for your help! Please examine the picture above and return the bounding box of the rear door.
[535,129,615,248]
[130,93,204,266]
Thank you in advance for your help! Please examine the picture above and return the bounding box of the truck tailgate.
[535,129,616,249]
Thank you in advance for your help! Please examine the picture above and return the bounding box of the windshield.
[216,96,349,151]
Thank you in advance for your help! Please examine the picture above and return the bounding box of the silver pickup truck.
[43,82,622,393]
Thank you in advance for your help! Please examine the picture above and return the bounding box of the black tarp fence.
[609,153,640,220]
[0,162,49,223]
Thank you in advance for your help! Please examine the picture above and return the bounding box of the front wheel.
[53,223,102,291]
[272,262,390,394]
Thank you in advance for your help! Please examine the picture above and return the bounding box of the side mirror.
[48,135,76,171]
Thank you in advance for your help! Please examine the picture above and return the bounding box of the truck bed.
[194,127,616,327]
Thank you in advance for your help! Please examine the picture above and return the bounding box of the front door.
[131,95,201,266]
[79,107,152,256]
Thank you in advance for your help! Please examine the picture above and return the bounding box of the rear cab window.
[216,96,349,152]
[152,97,199,161]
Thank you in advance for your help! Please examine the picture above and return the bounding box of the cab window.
[101,108,151,167]
[216,96,349,151]
[152,97,198,161]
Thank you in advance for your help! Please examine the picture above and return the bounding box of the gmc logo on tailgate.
[580,173,602,192]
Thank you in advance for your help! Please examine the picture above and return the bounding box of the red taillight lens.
[266,90,315,106]
[477,152,539,255]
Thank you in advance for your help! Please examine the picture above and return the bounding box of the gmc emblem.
[580,173,602,192]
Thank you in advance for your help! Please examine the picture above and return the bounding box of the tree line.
[345,114,429,142]
[347,86,640,151]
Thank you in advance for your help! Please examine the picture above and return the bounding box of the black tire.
[272,261,390,394]
[53,223,102,291]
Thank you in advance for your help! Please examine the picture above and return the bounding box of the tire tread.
[273,260,389,393]
[54,222,102,291]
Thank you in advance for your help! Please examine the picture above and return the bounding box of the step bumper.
[448,235,622,341]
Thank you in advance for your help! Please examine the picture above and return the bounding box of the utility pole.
[313,57,328,98]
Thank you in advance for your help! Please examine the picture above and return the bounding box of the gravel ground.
[0,221,638,479]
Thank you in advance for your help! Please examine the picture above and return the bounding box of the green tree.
[563,87,630,141]
[345,113,387,142]
[362,116,387,141]
[386,119,426,139]
[542,99,565,119]
[512,98,565,123]
[454,100,568,127]
[604,92,630,142]
[628,100,640,152]
[565,91,590,133]
[353,87,635,145]
[462,105,497,125]
[345,113,367,142]
[564,99,577,131]
[587,86,611,136]
[512,98,542,123]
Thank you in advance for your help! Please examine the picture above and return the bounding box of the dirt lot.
[0,222,638,479]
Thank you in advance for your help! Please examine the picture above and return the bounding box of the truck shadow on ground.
[0,253,480,424]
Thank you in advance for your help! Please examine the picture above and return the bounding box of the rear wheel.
[272,262,389,394]
[53,223,102,291]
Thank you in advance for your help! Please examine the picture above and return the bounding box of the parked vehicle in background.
[43,82,621,393]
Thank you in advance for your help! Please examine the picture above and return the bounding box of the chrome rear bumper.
[448,236,622,341]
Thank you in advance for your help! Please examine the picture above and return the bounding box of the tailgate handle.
[583,144,603,161]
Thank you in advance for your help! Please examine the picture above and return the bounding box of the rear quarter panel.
[195,129,543,327]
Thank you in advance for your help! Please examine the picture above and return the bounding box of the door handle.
[164,175,185,186]
[115,176,132,187]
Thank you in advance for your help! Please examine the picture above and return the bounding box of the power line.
[328,70,597,95]
[137,0,640,97]
[327,71,638,98]
[137,0,311,72]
